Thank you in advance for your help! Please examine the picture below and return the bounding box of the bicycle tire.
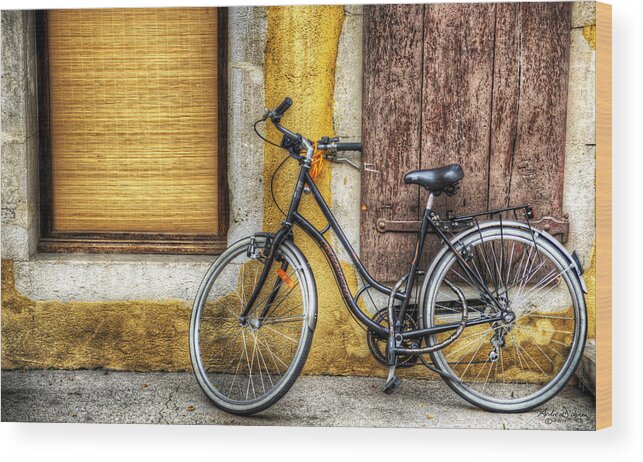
[422,225,587,413]
[189,235,317,415]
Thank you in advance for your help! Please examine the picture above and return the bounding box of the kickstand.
[382,364,402,395]
[382,274,407,395]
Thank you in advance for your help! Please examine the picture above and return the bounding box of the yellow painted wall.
[0,6,396,377]
[1,260,191,370]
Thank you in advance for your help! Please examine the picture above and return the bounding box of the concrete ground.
[1,370,595,430]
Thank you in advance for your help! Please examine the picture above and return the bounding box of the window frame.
[35,8,229,255]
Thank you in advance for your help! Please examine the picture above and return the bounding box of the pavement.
[1,370,595,430]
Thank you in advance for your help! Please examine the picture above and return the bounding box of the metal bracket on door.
[529,215,570,243]
[363,163,380,174]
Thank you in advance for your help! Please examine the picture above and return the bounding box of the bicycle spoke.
[427,228,584,409]
[261,314,306,325]
[503,240,516,289]
[242,330,255,400]
[460,330,493,379]
[191,237,311,409]
[261,324,300,344]
[228,337,246,396]
[252,330,274,388]
[522,313,573,320]
[514,266,575,315]
[255,333,289,371]
[250,332,266,395]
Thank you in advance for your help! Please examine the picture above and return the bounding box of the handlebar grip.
[335,142,362,152]
[272,97,293,119]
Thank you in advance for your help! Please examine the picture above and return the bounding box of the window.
[36,8,228,254]
[360,3,572,280]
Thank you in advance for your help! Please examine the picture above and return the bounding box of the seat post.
[426,192,435,211]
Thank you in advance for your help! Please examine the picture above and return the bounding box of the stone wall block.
[1,11,27,141]
[23,12,39,140]
[566,28,596,147]
[331,5,363,260]
[226,7,268,243]
[229,6,268,68]
[572,1,596,28]
[1,142,28,211]
[563,144,596,268]
[563,7,597,267]
[227,66,266,242]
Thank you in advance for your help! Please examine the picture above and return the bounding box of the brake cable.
[309,142,325,181]
[253,119,282,148]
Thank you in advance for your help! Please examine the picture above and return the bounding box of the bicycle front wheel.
[189,235,317,415]
[423,225,587,412]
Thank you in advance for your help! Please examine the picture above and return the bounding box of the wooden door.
[361,2,572,281]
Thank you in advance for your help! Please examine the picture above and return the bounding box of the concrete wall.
[1,11,39,261]
[1,4,597,373]
[567,1,598,337]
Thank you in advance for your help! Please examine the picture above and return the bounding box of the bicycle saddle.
[404,164,464,193]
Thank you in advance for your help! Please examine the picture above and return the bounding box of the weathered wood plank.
[421,2,496,215]
[487,3,521,211]
[361,4,424,281]
[500,2,572,218]
[420,3,496,263]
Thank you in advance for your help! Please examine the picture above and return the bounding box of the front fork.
[239,228,291,324]
[240,147,312,323]
[259,259,290,321]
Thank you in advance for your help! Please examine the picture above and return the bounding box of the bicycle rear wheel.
[189,235,317,415]
[423,225,587,412]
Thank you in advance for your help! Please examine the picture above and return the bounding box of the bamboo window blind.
[47,8,220,235]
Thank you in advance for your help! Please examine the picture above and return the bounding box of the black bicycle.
[189,97,588,416]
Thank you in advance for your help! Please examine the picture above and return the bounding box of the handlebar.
[266,96,300,143]
[317,138,362,152]
[333,142,362,152]
[271,97,293,120]
[264,97,362,162]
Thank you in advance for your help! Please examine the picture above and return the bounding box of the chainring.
[367,306,420,368]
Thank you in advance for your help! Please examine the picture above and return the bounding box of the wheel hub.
[502,310,516,324]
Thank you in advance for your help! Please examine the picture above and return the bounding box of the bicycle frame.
[240,152,507,351]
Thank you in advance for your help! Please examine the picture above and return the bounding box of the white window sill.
[13,252,217,303]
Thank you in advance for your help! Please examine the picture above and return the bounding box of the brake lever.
[324,153,361,171]
[261,108,271,121]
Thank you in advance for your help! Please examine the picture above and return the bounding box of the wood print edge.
[595,0,612,431]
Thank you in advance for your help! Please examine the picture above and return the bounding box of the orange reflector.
[277,268,296,289]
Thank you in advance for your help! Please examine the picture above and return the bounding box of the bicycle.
[189,97,588,416]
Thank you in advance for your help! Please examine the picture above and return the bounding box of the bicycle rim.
[190,236,315,414]
[424,226,586,411]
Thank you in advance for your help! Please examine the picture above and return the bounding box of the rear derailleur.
[488,323,510,363]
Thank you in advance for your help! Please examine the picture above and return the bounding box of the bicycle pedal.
[382,376,402,395]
